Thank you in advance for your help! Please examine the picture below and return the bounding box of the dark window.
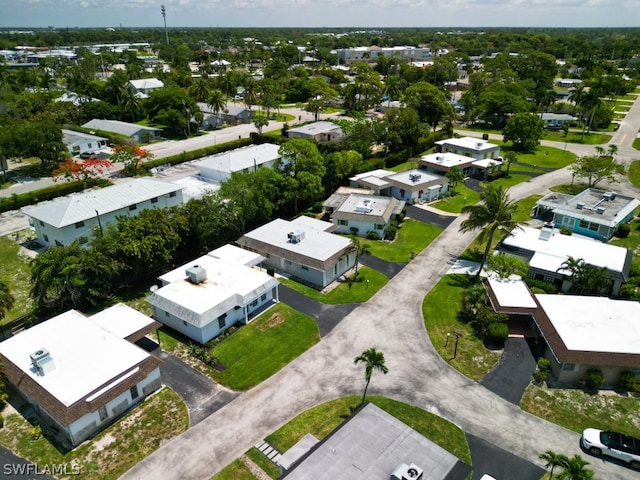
[338,219,348,226]
[151,197,158,204]
[130,385,139,400]
[169,191,177,198]
[218,316,226,329]
[75,221,85,228]
[98,406,108,421]
[129,204,137,211]
[261,294,267,301]
[43,235,49,242]
[39,220,44,226]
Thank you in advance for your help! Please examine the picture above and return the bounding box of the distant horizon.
[3,1,639,31]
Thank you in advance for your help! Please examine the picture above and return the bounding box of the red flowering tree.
[111,145,154,176]
[52,157,113,182]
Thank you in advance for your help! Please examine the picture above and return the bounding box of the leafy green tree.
[145,86,199,136]
[569,154,625,188]
[354,347,389,405]
[557,256,612,296]
[477,82,531,128]
[0,120,65,169]
[179,195,237,254]
[486,254,529,279]
[324,150,363,193]
[459,184,525,278]
[502,113,544,152]
[207,88,227,117]
[502,151,517,177]
[110,145,154,176]
[189,77,211,102]
[385,106,422,155]
[403,81,454,131]
[253,115,269,134]
[0,280,15,321]
[258,78,281,118]
[279,139,326,213]
[557,454,594,480]
[539,450,566,480]
[445,166,464,195]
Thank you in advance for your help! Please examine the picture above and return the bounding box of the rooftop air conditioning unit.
[391,463,423,480]
[576,202,585,210]
[186,265,207,284]
[603,192,616,201]
[30,348,56,376]
[288,231,304,244]
[596,206,606,214]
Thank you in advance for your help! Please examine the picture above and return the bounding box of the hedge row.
[0,178,112,214]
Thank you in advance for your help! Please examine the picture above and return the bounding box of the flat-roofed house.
[62,129,108,156]
[435,136,501,161]
[0,304,162,447]
[325,193,404,238]
[497,225,631,295]
[22,178,184,248]
[82,119,162,143]
[146,245,279,344]
[486,278,640,384]
[349,169,448,203]
[238,217,356,288]
[193,143,281,183]
[128,78,164,98]
[286,121,344,142]
[420,152,503,179]
[532,188,640,241]
[280,402,471,480]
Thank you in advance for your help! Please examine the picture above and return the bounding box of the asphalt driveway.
[358,254,406,279]
[467,434,545,480]
[406,204,457,229]
[480,338,538,405]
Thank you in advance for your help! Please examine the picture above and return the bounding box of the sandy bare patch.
[256,312,284,332]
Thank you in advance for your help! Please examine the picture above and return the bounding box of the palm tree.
[445,165,464,195]
[253,115,269,135]
[539,450,567,480]
[0,280,15,321]
[502,151,517,177]
[207,89,227,117]
[607,144,618,159]
[459,184,525,278]
[558,454,594,480]
[120,87,143,122]
[350,237,371,279]
[189,77,211,102]
[354,347,388,405]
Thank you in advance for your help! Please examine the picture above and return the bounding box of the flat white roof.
[0,310,150,407]
[22,178,182,227]
[436,136,499,152]
[287,121,342,135]
[208,244,265,267]
[487,277,537,309]
[194,143,280,175]
[472,159,503,168]
[502,226,628,274]
[386,169,446,187]
[420,152,474,169]
[243,217,351,263]
[536,295,640,354]
[150,254,278,327]
[89,303,157,339]
[335,194,396,217]
[349,169,391,182]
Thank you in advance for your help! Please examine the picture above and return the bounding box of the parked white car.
[581,428,640,470]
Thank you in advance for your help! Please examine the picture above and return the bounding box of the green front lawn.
[265,396,471,465]
[209,303,320,390]
[0,387,188,480]
[521,384,640,437]
[211,459,257,480]
[634,136,640,151]
[434,185,481,214]
[629,160,640,188]
[422,274,500,380]
[511,147,575,169]
[363,218,443,262]
[549,183,590,196]
[610,217,640,257]
[0,235,35,324]
[281,266,388,304]
[541,130,611,145]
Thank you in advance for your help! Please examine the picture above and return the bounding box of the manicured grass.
[363,218,443,262]
[629,160,640,188]
[0,387,188,480]
[0,235,35,324]
[521,384,640,437]
[634,136,640,151]
[514,194,543,222]
[388,160,419,172]
[245,448,280,479]
[541,130,611,145]
[549,183,590,196]
[610,217,640,257]
[617,93,639,101]
[281,266,388,304]
[434,184,481,214]
[511,147,575,169]
[209,303,320,390]
[266,396,471,464]
[211,459,257,480]
[422,274,500,380]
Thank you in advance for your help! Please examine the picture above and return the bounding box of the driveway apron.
[405,204,457,229]
[466,434,545,480]
[358,254,406,279]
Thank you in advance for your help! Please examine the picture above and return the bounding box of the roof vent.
[30,348,56,376]
[391,463,423,480]
[287,230,305,244]
[476,142,484,149]
[539,223,554,241]
[603,192,616,201]
[596,206,606,214]
[409,173,422,183]
[576,202,585,210]
[435,155,443,162]
[186,265,207,284]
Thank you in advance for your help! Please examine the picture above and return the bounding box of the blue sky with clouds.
[1,0,639,29]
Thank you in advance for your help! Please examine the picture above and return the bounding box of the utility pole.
[161,5,169,45]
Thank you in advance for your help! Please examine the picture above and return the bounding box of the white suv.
[582,428,640,470]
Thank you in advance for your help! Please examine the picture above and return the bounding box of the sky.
[1,0,639,29]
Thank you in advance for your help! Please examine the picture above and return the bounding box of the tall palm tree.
[253,115,269,134]
[0,280,15,321]
[189,77,211,103]
[558,454,594,480]
[354,347,389,405]
[539,450,567,480]
[350,237,371,279]
[502,151,517,177]
[607,144,618,159]
[120,87,143,122]
[207,89,227,117]
[459,184,524,278]
[445,165,464,195]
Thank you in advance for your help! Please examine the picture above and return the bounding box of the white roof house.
[327,193,404,238]
[0,304,162,446]
[420,152,502,177]
[62,129,108,156]
[349,168,448,202]
[22,178,184,247]
[128,78,164,97]
[147,245,279,344]
[82,119,162,142]
[238,217,356,288]
[435,136,501,160]
[286,121,344,142]
[193,143,281,182]
[498,225,631,295]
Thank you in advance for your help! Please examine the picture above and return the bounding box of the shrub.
[615,224,631,238]
[266,266,275,277]
[486,321,509,347]
[486,171,506,182]
[311,202,324,214]
[617,370,636,392]
[585,368,605,392]
[365,231,380,240]
[524,277,559,294]
[349,226,359,236]
[538,357,551,372]
[0,414,3,428]
[559,227,573,236]
[533,368,549,383]
[384,224,397,240]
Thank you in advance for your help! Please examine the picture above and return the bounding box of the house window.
[588,222,598,232]
[561,363,575,371]
[400,189,406,197]
[151,197,158,204]
[78,236,88,245]
[261,294,267,301]
[75,221,85,228]
[43,235,49,242]
[129,204,137,211]
[169,192,177,198]
[251,299,258,307]
[375,224,384,230]
[218,314,226,329]
[338,219,348,226]
[98,406,108,422]
[182,320,188,326]
[130,385,139,400]
[39,220,44,226]
[579,219,589,229]
[301,265,309,271]
[87,143,92,149]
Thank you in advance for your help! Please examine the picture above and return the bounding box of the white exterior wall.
[547,353,634,385]
[68,138,107,155]
[151,288,277,344]
[265,250,356,288]
[63,367,161,446]
[199,159,277,183]
[333,219,386,238]
[31,191,184,247]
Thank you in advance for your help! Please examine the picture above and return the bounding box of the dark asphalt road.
[467,434,546,480]
[405,205,457,229]
[358,254,406,279]
[0,445,56,480]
